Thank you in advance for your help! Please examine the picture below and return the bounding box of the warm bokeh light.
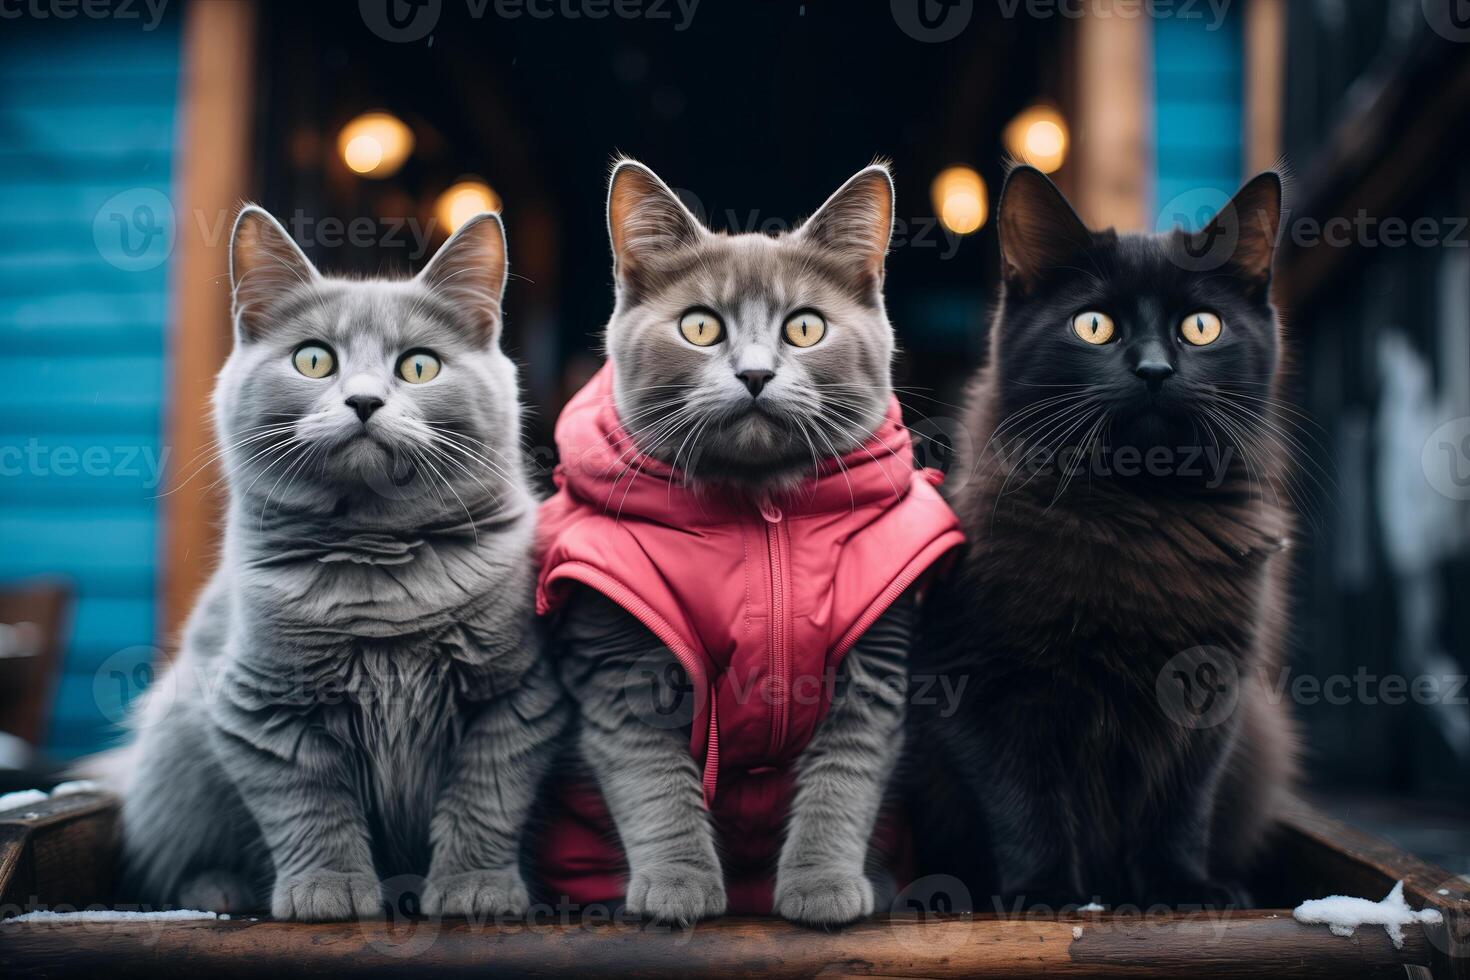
[434,179,502,234]
[336,112,414,178]
[930,166,988,235]
[1004,105,1069,173]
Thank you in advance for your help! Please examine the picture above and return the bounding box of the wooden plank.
[0,793,1457,977]
[1072,4,1150,231]
[0,909,1433,979]
[1243,0,1285,174]
[0,793,118,914]
[157,0,258,648]
[1277,798,1470,979]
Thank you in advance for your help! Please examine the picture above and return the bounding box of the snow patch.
[49,780,102,797]
[1071,925,1083,939]
[1293,881,1443,949]
[1077,902,1104,912]
[0,781,108,815]
[0,789,48,811]
[4,909,218,925]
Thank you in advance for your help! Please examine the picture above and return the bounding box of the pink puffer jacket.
[535,364,964,913]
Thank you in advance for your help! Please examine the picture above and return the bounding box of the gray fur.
[110,206,568,921]
[558,160,905,926]
[605,160,896,489]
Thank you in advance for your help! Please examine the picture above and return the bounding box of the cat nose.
[345,394,384,423]
[1134,359,1174,391]
[736,369,775,398]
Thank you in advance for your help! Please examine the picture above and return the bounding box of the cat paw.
[625,865,727,926]
[177,870,257,914]
[271,871,381,922]
[422,868,530,920]
[774,868,875,927]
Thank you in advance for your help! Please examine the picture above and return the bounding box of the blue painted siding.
[0,18,181,756]
[1151,11,1243,227]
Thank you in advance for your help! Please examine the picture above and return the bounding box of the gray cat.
[99,206,567,921]
[537,160,961,927]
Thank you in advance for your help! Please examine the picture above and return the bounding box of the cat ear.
[997,166,1093,292]
[1195,171,1282,297]
[229,205,319,342]
[607,159,704,284]
[417,211,509,346]
[798,164,894,289]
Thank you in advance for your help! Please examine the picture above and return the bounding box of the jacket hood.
[551,363,923,524]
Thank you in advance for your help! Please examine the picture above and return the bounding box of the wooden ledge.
[1,791,1465,978]
[0,909,1437,979]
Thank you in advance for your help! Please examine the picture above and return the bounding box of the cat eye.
[679,309,725,347]
[292,343,336,379]
[782,311,827,348]
[1072,311,1115,345]
[397,349,442,384]
[1180,311,1222,346]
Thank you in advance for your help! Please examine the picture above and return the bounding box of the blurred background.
[0,0,1467,868]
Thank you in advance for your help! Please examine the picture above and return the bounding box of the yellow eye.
[1072,311,1115,345]
[293,343,335,378]
[783,311,827,348]
[679,310,724,347]
[1180,311,1222,346]
[397,350,441,383]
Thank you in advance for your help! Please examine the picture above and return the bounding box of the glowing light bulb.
[931,166,988,235]
[1004,105,1069,173]
[336,112,414,178]
[435,179,502,234]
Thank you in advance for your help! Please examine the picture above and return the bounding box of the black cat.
[908,166,1300,911]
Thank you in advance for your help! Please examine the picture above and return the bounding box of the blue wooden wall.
[0,17,181,757]
[1151,10,1244,228]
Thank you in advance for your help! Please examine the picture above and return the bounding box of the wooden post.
[1072,1,1151,231]
[157,0,257,650]
[1244,0,1286,175]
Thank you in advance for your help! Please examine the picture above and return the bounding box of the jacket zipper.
[760,503,791,755]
